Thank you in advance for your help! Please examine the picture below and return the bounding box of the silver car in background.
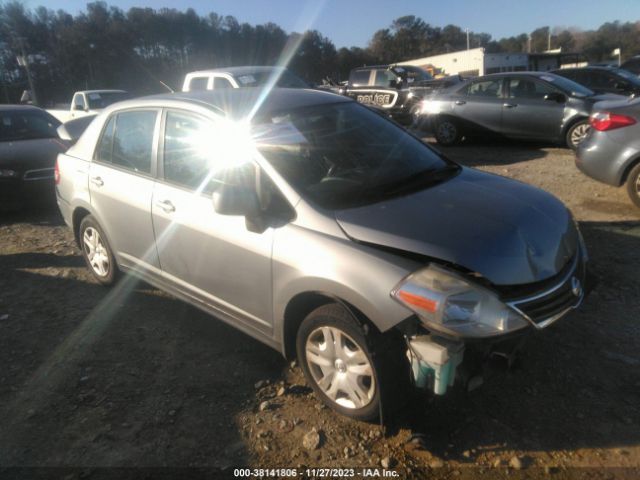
[577,96,640,208]
[420,72,623,150]
[56,88,589,420]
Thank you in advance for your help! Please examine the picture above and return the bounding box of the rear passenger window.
[188,76,209,91]
[466,79,503,98]
[111,111,157,174]
[95,116,116,163]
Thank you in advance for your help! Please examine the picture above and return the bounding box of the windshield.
[253,102,456,209]
[540,74,595,97]
[0,109,61,142]
[616,68,640,84]
[236,70,308,88]
[86,91,131,109]
[395,66,434,83]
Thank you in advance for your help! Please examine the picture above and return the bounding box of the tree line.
[1,2,639,105]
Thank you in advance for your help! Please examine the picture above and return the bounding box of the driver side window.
[508,78,556,100]
[72,94,86,111]
[466,79,503,98]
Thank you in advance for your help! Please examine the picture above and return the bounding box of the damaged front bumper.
[401,247,594,396]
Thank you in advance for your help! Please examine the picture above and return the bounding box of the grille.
[507,250,586,327]
[23,168,54,181]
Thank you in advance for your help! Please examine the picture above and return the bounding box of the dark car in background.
[576,97,640,208]
[341,64,464,125]
[420,72,624,149]
[0,105,69,210]
[552,66,640,97]
[621,56,640,76]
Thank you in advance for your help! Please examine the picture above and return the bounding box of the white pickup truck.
[47,90,131,123]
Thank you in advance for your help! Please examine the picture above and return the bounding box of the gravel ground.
[0,139,639,479]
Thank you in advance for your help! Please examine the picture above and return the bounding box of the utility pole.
[17,37,38,105]
[466,28,470,50]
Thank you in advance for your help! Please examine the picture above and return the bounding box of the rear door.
[449,77,505,134]
[501,76,565,140]
[89,109,161,270]
[150,109,274,331]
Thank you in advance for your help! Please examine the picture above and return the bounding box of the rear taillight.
[589,112,637,131]
[54,159,60,185]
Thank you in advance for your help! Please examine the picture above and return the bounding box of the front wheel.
[625,162,640,208]
[566,120,590,150]
[296,304,408,421]
[434,117,461,146]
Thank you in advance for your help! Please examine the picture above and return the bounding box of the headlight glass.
[391,265,529,338]
[0,169,18,178]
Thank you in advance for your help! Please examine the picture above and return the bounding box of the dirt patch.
[0,140,639,479]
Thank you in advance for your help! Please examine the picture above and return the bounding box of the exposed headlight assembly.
[391,265,529,338]
[0,169,18,178]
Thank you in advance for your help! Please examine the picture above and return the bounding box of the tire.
[409,104,427,131]
[566,119,590,150]
[296,303,409,421]
[625,162,640,208]
[434,117,461,146]
[79,215,118,286]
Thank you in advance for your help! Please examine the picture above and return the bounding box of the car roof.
[186,66,289,77]
[104,88,351,119]
[554,66,619,72]
[0,104,47,112]
[480,71,561,79]
[78,89,127,94]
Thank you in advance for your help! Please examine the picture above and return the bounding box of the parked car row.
[419,71,624,149]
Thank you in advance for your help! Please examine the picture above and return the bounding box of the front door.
[150,109,274,331]
[450,77,505,135]
[501,76,565,140]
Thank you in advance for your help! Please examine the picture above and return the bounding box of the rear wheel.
[296,304,408,421]
[434,117,461,146]
[625,162,640,208]
[566,120,590,150]
[79,215,118,286]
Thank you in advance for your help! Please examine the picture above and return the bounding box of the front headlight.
[0,169,18,178]
[391,265,529,338]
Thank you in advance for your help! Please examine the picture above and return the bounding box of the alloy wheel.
[305,326,375,409]
[570,123,590,147]
[437,121,457,144]
[83,227,110,277]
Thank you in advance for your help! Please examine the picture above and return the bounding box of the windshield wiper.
[365,164,460,198]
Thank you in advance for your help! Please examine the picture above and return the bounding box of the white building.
[399,47,585,77]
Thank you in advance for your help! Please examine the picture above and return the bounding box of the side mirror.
[544,92,566,103]
[212,183,260,217]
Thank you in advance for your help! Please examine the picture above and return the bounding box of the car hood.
[0,138,69,171]
[335,168,578,286]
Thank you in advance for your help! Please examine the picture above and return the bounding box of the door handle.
[90,176,104,187]
[454,100,466,105]
[156,199,175,213]
[503,103,518,108]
